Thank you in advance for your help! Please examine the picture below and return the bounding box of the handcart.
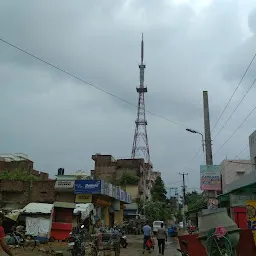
[96,232,120,256]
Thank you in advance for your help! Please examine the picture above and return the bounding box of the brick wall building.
[0,179,55,210]
[0,153,49,180]
[91,154,154,200]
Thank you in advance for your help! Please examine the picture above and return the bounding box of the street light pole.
[186,128,205,152]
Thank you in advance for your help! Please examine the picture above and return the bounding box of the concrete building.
[91,154,148,199]
[55,169,92,203]
[220,159,253,193]
[91,154,161,216]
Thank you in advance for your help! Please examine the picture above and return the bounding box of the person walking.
[142,221,152,254]
[0,213,13,256]
[157,223,168,255]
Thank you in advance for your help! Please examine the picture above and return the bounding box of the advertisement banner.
[230,194,256,207]
[207,198,218,209]
[127,194,131,204]
[75,194,92,203]
[246,200,256,245]
[74,180,102,194]
[120,190,125,201]
[112,185,117,199]
[116,187,120,200]
[109,183,113,197]
[124,191,128,203]
[101,180,110,195]
[200,165,221,191]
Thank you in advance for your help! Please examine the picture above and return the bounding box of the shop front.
[74,179,132,227]
[218,181,256,229]
[94,197,111,227]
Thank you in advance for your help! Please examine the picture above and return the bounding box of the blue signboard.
[101,180,110,195]
[112,185,117,199]
[124,191,128,203]
[74,180,102,194]
[127,194,131,203]
[120,190,125,201]
[116,187,120,200]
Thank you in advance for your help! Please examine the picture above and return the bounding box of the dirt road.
[9,235,180,256]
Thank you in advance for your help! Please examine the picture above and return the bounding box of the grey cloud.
[0,0,255,191]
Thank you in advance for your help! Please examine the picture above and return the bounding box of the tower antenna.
[131,34,150,164]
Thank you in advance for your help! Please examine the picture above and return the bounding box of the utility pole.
[203,91,216,200]
[203,91,213,166]
[179,172,188,228]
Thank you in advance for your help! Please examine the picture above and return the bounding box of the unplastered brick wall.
[0,180,56,207]
[30,181,55,203]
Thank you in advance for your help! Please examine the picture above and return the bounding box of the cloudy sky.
[1,0,256,192]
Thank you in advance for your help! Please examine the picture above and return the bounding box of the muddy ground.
[8,235,181,256]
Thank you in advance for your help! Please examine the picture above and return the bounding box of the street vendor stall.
[50,202,75,241]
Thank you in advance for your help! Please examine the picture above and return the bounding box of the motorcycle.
[68,224,87,256]
[177,240,189,256]
[118,229,128,248]
[188,225,197,234]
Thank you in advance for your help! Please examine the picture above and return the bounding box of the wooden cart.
[96,233,120,256]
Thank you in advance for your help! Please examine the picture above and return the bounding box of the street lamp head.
[186,128,197,134]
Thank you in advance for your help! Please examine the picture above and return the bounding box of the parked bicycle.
[6,229,36,251]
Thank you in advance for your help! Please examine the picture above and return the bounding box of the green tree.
[150,176,167,202]
[185,190,204,211]
[143,200,172,222]
[0,169,39,181]
[115,172,140,186]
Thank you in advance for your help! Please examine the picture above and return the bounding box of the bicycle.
[6,230,36,251]
[206,228,233,256]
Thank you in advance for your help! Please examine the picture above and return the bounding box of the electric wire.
[0,37,187,128]
[213,78,256,140]
[214,104,256,155]
[1,37,253,174]
[211,52,256,134]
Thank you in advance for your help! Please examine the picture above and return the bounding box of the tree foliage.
[115,172,140,186]
[185,190,204,211]
[150,176,167,202]
[143,200,172,222]
[0,169,39,181]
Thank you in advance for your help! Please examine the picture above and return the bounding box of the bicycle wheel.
[206,234,232,256]
[22,234,36,251]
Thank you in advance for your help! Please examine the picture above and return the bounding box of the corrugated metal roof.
[0,153,31,162]
[21,203,53,214]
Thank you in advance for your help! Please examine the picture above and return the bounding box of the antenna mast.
[131,34,150,164]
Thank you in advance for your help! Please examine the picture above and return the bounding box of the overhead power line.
[0,37,187,128]
[213,78,256,140]
[214,104,256,155]
[211,52,256,134]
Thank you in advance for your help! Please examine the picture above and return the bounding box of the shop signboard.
[109,183,113,197]
[246,200,256,245]
[116,187,120,200]
[124,191,128,203]
[126,194,130,203]
[101,180,110,196]
[74,180,102,194]
[112,185,117,199]
[75,194,92,203]
[128,194,132,203]
[230,194,256,207]
[55,180,74,191]
[200,165,221,191]
[120,189,125,202]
